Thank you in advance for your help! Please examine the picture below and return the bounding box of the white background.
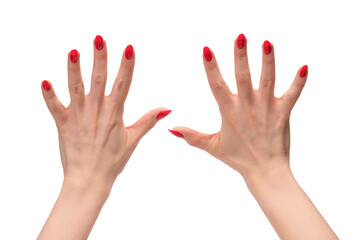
[0,0,359,239]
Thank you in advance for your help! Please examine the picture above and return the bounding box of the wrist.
[62,174,114,202]
[242,161,293,192]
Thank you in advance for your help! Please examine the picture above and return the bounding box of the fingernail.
[156,110,172,120]
[168,129,184,138]
[42,80,51,91]
[237,33,246,49]
[125,44,134,60]
[263,40,272,55]
[300,65,308,78]
[70,49,79,63]
[95,35,104,50]
[203,46,212,62]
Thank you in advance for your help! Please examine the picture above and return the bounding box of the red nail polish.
[168,129,184,138]
[237,33,246,49]
[125,44,134,60]
[203,46,212,62]
[300,65,308,78]
[42,80,51,91]
[263,40,272,55]
[156,110,172,120]
[95,35,104,50]
[70,49,78,63]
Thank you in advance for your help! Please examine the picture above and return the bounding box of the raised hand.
[170,34,338,240]
[38,35,171,240]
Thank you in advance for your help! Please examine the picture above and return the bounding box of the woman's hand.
[171,34,306,179]
[42,35,170,188]
[38,35,170,240]
[170,34,338,240]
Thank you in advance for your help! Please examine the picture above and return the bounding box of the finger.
[259,40,276,101]
[169,127,215,152]
[90,35,108,100]
[234,33,253,100]
[41,80,67,125]
[110,45,135,110]
[280,65,308,114]
[127,108,171,142]
[203,46,233,108]
[67,49,85,107]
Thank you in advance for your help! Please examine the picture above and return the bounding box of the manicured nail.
[168,129,184,138]
[237,33,246,49]
[156,110,172,120]
[300,65,308,78]
[42,80,51,91]
[203,46,212,62]
[125,44,134,60]
[70,49,79,63]
[263,40,272,55]
[95,35,104,50]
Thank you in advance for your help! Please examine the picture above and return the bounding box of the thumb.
[127,108,171,141]
[169,127,216,152]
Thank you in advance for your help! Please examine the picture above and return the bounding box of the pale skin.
[171,35,339,239]
[37,36,170,240]
[38,34,338,239]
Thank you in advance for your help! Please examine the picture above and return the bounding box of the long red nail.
[70,49,79,63]
[125,44,134,60]
[95,35,104,50]
[263,40,272,55]
[156,110,172,120]
[203,46,212,62]
[300,65,308,78]
[169,129,184,138]
[42,80,51,91]
[237,33,246,49]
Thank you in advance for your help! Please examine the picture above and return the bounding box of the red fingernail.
[70,49,78,63]
[263,40,272,55]
[42,80,51,91]
[156,110,172,120]
[237,33,246,49]
[300,65,308,78]
[125,44,134,60]
[203,46,212,62]
[95,35,104,50]
[168,129,184,138]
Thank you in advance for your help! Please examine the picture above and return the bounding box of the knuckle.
[92,74,107,88]
[71,82,85,95]
[261,76,275,89]
[115,79,130,92]
[188,136,200,147]
[235,72,251,83]
[212,80,226,92]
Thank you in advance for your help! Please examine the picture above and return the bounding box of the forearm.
[244,163,338,240]
[37,177,112,240]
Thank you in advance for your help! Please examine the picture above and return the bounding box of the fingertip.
[156,109,172,121]
[42,80,51,92]
[94,35,105,50]
[236,33,247,49]
[125,44,134,60]
[69,49,79,63]
[168,129,184,138]
[263,40,272,55]
[299,65,308,78]
[203,46,213,62]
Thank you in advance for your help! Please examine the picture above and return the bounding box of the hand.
[42,35,170,189]
[171,34,307,179]
[38,35,171,240]
[171,34,338,240]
